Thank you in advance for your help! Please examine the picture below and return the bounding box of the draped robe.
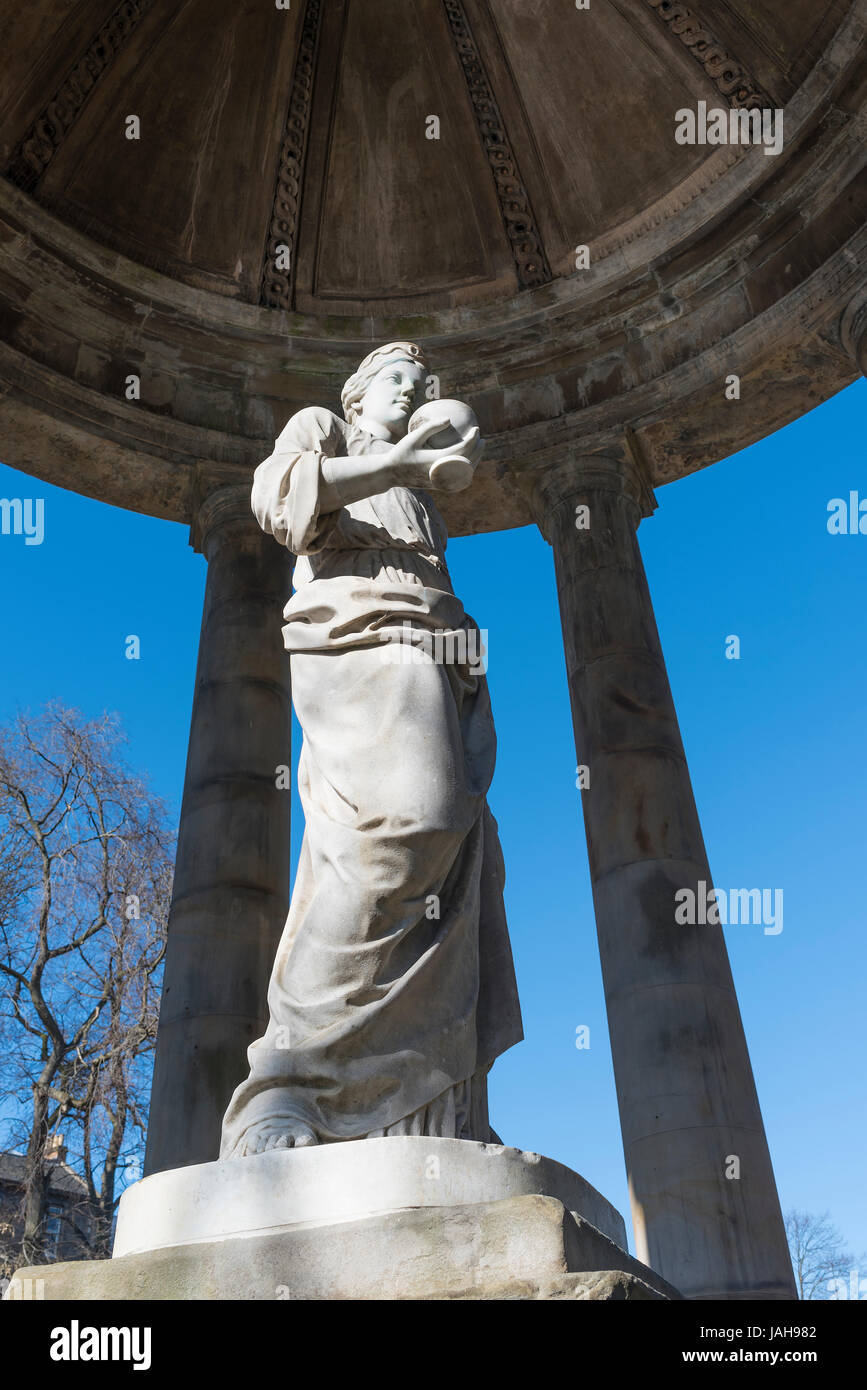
[220,406,523,1156]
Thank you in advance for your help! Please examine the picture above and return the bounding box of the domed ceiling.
[0,0,864,532]
[0,0,850,309]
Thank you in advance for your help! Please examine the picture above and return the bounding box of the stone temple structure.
[2,0,866,1301]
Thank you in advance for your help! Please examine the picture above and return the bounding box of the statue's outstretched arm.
[318,419,480,511]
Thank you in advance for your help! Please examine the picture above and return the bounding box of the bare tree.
[785,1209,861,1300]
[0,703,173,1266]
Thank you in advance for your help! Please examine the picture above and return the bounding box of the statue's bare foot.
[234,1120,318,1157]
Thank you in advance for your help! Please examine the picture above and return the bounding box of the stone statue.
[220,342,523,1158]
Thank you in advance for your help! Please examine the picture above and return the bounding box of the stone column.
[144,480,292,1175]
[534,452,796,1301]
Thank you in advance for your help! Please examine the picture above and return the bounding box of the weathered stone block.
[7,1195,678,1301]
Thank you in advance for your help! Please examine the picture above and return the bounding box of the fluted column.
[145,482,292,1175]
[534,451,796,1301]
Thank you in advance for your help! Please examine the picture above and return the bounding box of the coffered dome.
[0,0,864,532]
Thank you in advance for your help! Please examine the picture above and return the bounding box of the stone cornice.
[840,283,867,371]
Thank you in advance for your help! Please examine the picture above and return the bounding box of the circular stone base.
[113,1137,627,1257]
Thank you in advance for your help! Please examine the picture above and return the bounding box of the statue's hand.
[386,422,482,490]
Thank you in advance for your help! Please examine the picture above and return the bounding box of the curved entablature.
[0,0,864,535]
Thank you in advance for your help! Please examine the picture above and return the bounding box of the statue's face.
[358,359,426,437]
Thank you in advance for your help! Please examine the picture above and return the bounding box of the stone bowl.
[408,399,480,492]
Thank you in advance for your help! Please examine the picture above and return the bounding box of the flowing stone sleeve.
[251,406,344,555]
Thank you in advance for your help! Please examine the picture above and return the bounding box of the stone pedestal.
[6,1139,679,1301]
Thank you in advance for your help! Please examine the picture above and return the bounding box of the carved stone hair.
[340,342,428,424]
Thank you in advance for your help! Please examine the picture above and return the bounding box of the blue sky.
[1,379,864,1264]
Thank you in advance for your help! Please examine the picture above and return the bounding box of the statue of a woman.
[220,342,523,1157]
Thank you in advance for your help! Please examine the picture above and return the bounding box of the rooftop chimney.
[45,1133,66,1164]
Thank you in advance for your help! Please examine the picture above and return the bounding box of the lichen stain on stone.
[610,687,651,716]
[634,790,651,855]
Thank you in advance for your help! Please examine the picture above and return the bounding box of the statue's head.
[341,342,428,439]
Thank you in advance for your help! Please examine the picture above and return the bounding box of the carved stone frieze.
[442,0,552,290]
[5,0,156,192]
[645,0,772,110]
[260,0,324,311]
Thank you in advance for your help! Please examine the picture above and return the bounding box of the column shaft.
[145,487,292,1174]
[538,455,795,1300]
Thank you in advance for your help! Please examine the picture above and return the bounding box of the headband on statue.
[341,342,427,423]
